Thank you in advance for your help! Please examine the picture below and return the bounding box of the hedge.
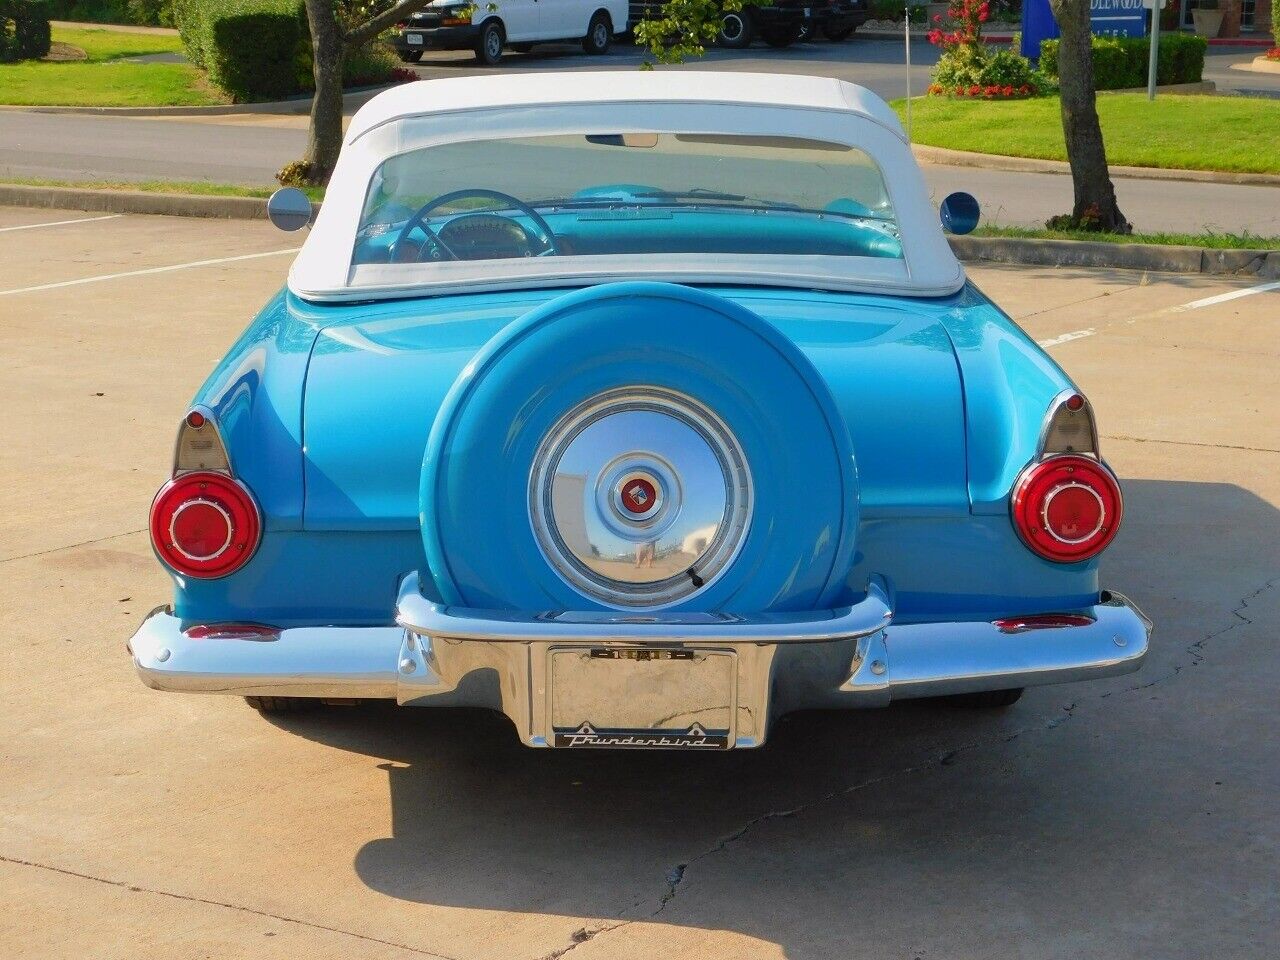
[43,0,173,27]
[177,0,306,100]
[0,0,52,62]
[1040,33,1207,90]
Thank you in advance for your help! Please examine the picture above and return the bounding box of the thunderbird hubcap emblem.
[529,387,753,608]
[619,476,659,517]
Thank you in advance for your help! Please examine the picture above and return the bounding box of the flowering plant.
[927,0,1044,99]
[1265,47,1280,61]
[926,0,990,52]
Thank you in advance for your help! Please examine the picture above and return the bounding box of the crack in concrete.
[0,527,146,565]
[536,920,633,960]
[0,854,459,959]
[643,576,1277,921]
[1103,576,1278,698]
[1103,434,1280,455]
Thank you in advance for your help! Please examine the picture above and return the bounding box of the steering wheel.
[392,188,561,262]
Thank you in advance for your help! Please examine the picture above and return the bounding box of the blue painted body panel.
[176,280,1095,628]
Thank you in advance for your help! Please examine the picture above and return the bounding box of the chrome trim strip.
[395,573,893,644]
[172,403,233,477]
[1037,388,1101,459]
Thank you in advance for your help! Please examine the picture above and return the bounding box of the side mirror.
[266,187,313,232]
[940,192,980,235]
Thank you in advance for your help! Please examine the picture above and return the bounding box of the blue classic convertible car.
[129,73,1150,749]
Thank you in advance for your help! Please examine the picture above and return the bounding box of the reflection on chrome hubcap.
[530,387,753,608]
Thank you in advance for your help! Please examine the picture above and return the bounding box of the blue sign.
[1022,0,1146,59]
[1090,0,1147,36]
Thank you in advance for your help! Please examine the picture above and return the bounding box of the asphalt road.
[2,205,1278,959]
[1,41,1278,233]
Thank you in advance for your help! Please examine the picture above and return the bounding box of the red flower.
[933,12,942,21]
[1003,85,1015,96]
[955,86,966,96]
[969,84,981,95]
[927,28,943,44]
[1020,83,1031,93]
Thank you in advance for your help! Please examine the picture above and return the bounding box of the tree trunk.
[301,0,346,185]
[1048,0,1130,233]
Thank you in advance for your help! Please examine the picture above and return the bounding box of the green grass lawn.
[897,94,1280,175]
[0,26,224,107]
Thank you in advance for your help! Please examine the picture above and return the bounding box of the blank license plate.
[549,648,735,749]
[406,33,424,44]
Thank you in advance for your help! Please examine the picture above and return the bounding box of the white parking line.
[1037,328,1097,348]
[1169,279,1280,312]
[0,214,122,234]
[1038,279,1280,349]
[0,247,301,297]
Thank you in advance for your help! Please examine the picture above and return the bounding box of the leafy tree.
[289,0,431,184]
[633,0,766,64]
[1046,0,1129,231]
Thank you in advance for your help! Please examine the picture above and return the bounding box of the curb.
[911,144,1280,188]
[0,183,275,219]
[2,184,1275,278]
[1233,56,1280,73]
[949,235,1279,278]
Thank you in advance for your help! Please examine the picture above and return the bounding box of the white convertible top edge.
[290,72,965,302]
[345,72,906,144]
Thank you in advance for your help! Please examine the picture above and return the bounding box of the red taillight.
[994,613,1095,633]
[150,471,261,578]
[185,623,279,640]
[1011,455,1122,563]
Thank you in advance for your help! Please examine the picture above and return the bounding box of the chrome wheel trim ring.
[721,13,744,40]
[529,387,753,608]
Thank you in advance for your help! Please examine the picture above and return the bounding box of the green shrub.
[178,0,397,102]
[1039,33,1207,89]
[44,0,172,26]
[0,0,52,62]
[933,44,1046,94]
[201,0,306,101]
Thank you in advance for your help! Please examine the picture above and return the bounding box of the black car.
[628,0,867,49]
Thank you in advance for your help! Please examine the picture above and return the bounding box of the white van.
[394,0,630,65]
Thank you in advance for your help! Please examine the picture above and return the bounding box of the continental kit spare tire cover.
[420,282,859,613]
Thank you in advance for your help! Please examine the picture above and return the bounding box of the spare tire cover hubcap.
[530,387,753,607]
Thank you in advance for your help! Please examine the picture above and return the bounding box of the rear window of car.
[351,132,903,267]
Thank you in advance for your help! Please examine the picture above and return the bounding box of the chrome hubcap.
[530,387,753,608]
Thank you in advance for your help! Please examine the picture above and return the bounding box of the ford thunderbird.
[128,73,1151,749]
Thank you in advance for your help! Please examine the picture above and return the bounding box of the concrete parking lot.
[1,206,1277,959]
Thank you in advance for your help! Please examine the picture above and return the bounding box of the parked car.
[392,0,628,65]
[129,72,1150,751]
[629,0,867,48]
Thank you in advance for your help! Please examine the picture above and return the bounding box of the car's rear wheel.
[761,23,802,47]
[244,696,312,714]
[583,12,611,54]
[397,49,423,62]
[420,282,860,614]
[942,688,1025,709]
[717,10,754,47]
[822,23,856,40]
[474,21,504,64]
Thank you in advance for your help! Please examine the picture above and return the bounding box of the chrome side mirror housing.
[266,187,313,232]
[940,192,980,235]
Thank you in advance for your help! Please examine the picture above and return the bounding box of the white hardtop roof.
[291,72,964,302]
[345,71,907,145]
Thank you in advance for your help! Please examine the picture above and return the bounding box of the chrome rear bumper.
[129,574,1150,748]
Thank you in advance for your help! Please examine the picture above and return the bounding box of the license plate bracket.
[548,647,736,749]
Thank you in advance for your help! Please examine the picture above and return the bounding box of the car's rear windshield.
[352,133,903,267]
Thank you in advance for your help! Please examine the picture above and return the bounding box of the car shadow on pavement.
[261,477,1278,958]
